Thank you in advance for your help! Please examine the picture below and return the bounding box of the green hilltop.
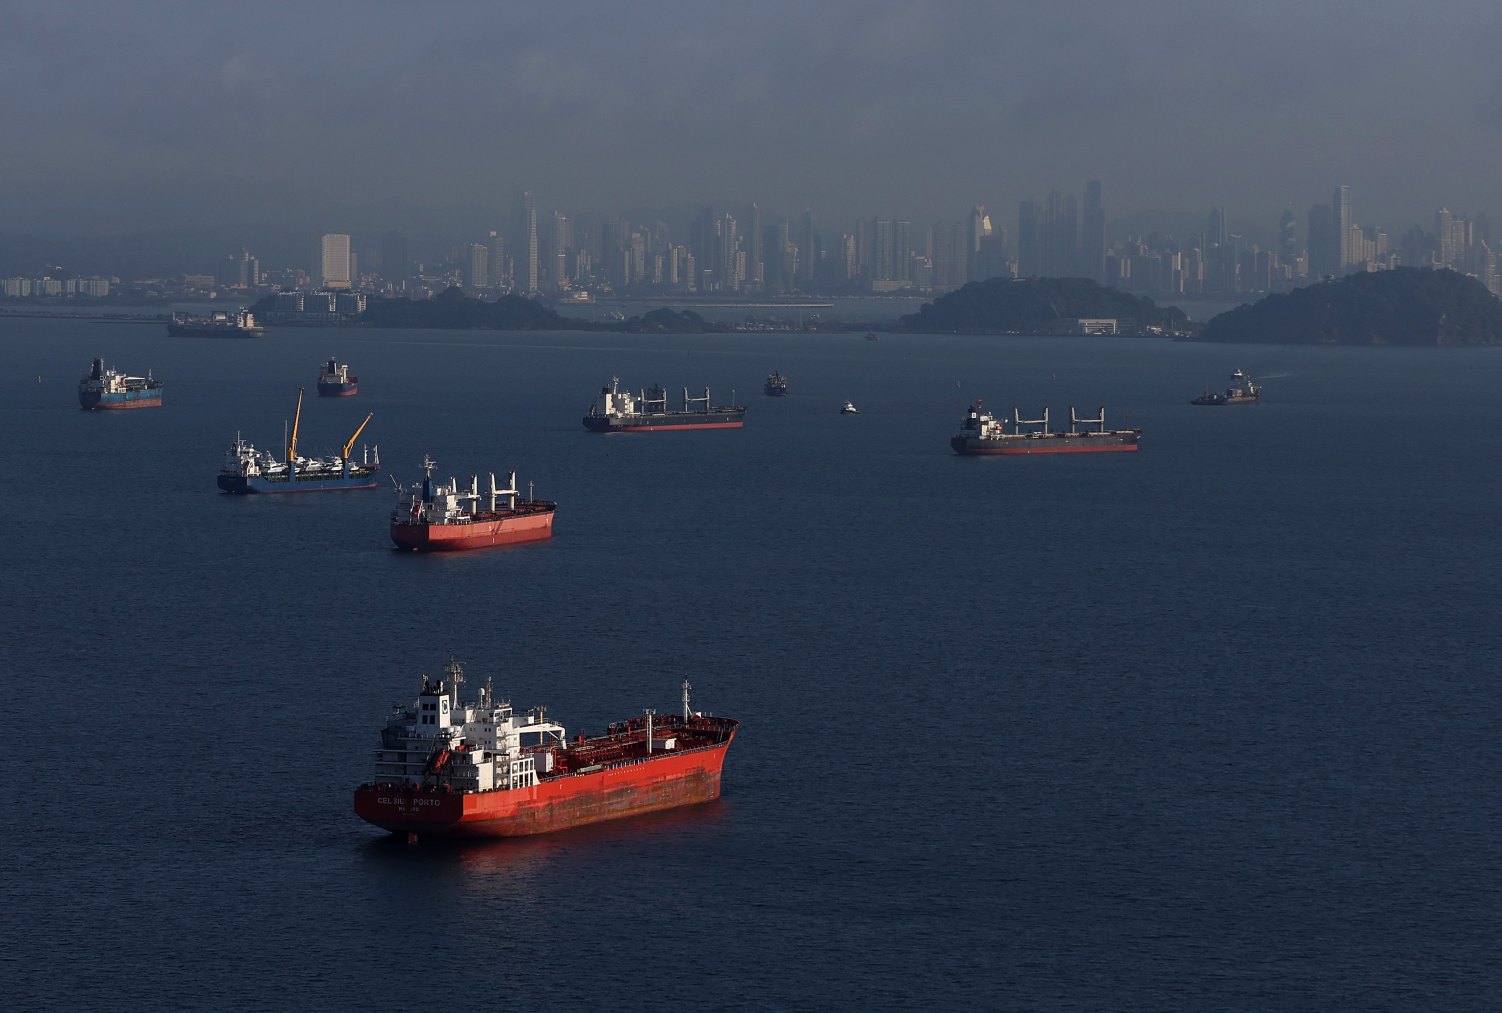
[1197,267,1502,345]
[898,277,1189,335]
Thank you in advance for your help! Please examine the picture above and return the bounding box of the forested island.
[897,277,1189,335]
[1196,268,1502,345]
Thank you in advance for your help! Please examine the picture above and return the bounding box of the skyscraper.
[872,218,894,282]
[1333,185,1352,269]
[319,233,351,289]
[798,209,815,286]
[512,190,539,294]
[967,205,990,282]
[1278,207,1298,263]
[1017,200,1041,278]
[1082,181,1106,285]
[381,231,408,288]
[466,243,488,291]
[894,220,911,282]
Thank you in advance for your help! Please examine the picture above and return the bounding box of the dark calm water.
[3,319,1501,1009]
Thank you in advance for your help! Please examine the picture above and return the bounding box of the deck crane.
[341,412,375,477]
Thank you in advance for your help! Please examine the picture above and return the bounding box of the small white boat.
[841,401,859,415]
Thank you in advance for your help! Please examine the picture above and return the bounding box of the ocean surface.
[3,319,1500,1010]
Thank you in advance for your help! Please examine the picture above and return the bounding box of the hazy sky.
[4,0,1500,239]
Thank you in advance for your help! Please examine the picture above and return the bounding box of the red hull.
[354,734,735,838]
[391,508,555,552]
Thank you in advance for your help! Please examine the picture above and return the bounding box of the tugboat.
[316,357,358,397]
[354,661,739,841]
[764,371,789,397]
[1191,369,1260,405]
[217,388,378,492]
[583,377,746,432]
[390,456,556,552]
[841,401,860,414]
[77,358,163,410]
[950,400,1141,455]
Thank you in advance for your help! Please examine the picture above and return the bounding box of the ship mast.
[682,678,692,719]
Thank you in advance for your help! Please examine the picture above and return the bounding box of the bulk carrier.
[217,388,379,493]
[78,358,163,410]
[354,660,738,841]
[390,456,556,551]
[583,377,746,432]
[951,401,1141,455]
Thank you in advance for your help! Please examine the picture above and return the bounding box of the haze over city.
[5,0,1501,244]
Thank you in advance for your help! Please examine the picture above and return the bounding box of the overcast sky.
[4,0,1500,240]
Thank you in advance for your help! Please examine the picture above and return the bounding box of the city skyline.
[4,1,1502,239]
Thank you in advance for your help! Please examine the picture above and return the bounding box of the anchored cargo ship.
[167,307,264,338]
[217,388,379,493]
[316,357,358,397]
[354,660,739,840]
[583,377,746,432]
[390,456,556,551]
[1191,368,1260,405]
[764,371,788,396]
[78,358,162,410]
[951,401,1141,455]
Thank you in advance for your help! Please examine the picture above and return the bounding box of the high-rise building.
[511,190,539,294]
[1278,208,1298,263]
[319,233,352,289]
[872,218,894,282]
[1307,203,1337,279]
[894,220,911,282]
[1207,206,1228,250]
[1017,200,1041,278]
[381,231,408,287]
[488,230,506,290]
[551,211,572,290]
[798,209,815,286]
[747,203,763,287]
[966,205,990,282]
[466,243,489,291]
[1333,185,1352,268]
[1082,181,1106,285]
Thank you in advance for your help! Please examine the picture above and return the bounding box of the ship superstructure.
[390,456,556,551]
[950,401,1141,455]
[78,358,163,410]
[354,660,739,840]
[583,377,746,432]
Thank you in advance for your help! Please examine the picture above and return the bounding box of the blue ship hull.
[218,471,380,494]
[80,388,163,410]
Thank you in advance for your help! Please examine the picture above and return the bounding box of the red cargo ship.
[390,456,556,551]
[354,660,738,840]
